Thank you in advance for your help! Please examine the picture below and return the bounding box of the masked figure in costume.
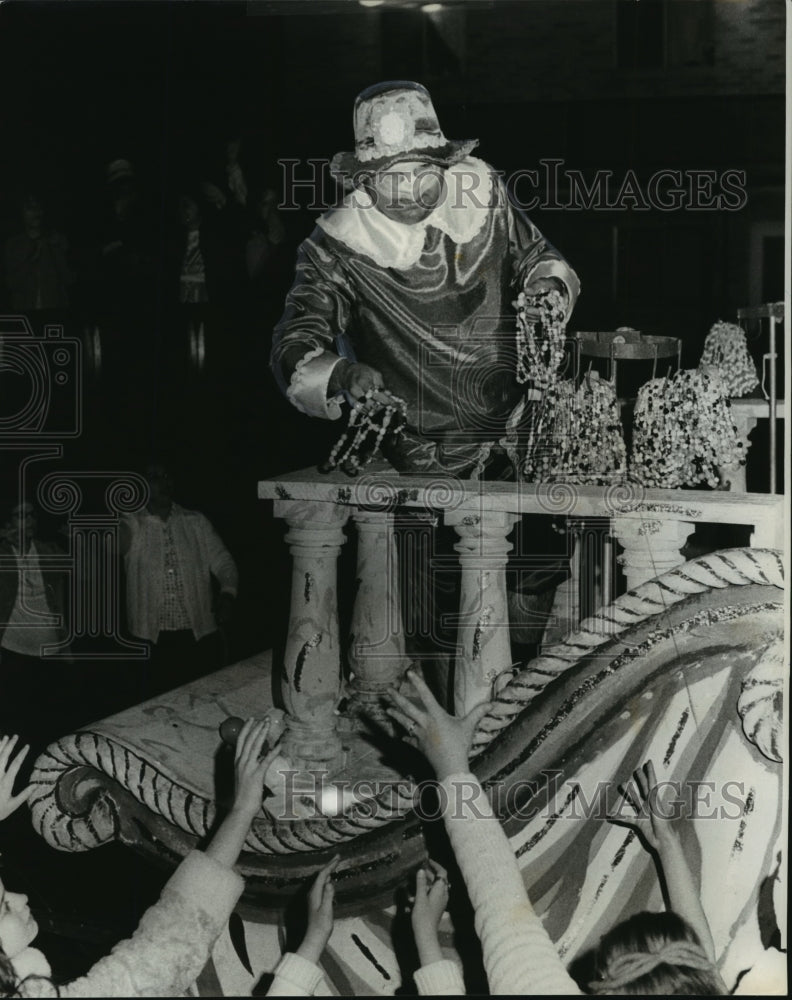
[271,80,580,477]
[271,81,581,687]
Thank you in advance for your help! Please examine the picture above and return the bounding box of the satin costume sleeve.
[270,232,354,420]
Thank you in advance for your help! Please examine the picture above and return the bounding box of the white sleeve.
[414,958,466,995]
[266,952,327,997]
[439,773,582,996]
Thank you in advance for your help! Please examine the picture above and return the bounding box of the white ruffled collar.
[317,156,493,270]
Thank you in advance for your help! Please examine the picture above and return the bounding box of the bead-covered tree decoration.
[699,320,759,397]
[543,372,627,484]
[630,369,744,488]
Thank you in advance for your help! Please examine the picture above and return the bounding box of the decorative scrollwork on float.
[471,548,784,750]
[737,631,784,763]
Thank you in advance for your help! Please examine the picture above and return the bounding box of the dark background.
[0,0,785,658]
[0,0,786,981]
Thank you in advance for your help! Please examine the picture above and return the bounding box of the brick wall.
[272,0,785,112]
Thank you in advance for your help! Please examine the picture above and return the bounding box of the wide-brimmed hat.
[330,81,478,180]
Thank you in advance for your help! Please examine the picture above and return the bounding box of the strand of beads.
[322,389,407,476]
[699,320,759,397]
[545,373,627,484]
[522,380,564,481]
[515,285,569,480]
[514,286,568,388]
[630,369,744,488]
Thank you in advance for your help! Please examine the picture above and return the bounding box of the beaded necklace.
[514,286,568,388]
[322,388,407,476]
[514,285,570,480]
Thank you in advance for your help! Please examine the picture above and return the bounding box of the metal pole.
[768,315,777,493]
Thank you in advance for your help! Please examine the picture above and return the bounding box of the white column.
[612,517,694,590]
[446,509,518,715]
[347,509,409,724]
[274,499,349,768]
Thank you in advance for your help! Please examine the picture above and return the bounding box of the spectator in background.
[92,158,158,313]
[173,184,245,309]
[245,185,286,283]
[2,192,73,313]
[245,182,289,328]
[201,134,253,216]
[177,190,210,306]
[224,137,248,209]
[166,179,247,414]
[0,501,71,755]
[119,465,237,699]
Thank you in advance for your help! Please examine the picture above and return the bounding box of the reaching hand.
[611,759,681,852]
[411,860,449,939]
[524,275,568,305]
[0,735,33,822]
[342,362,386,401]
[386,669,491,780]
[612,760,717,963]
[233,718,282,821]
[298,856,339,964]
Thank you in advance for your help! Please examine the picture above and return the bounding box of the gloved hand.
[328,360,385,401]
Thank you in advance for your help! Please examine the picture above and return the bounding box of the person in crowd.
[171,183,246,310]
[119,464,238,699]
[163,177,247,408]
[0,724,340,999]
[0,501,71,754]
[224,137,249,210]
[246,186,286,279]
[200,134,259,217]
[91,158,158,313]
[386,669,730,995]
[2,192,73,313]
[0,719,323,997]
[177,190,210,307]
[245,183,288,315]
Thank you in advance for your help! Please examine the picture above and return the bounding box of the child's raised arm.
[387,670,582,996]
[205,718,279,869]
[265,857,339,997]
[614,759,716,961]
[296,855,338,965]
[411,861,450,969]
